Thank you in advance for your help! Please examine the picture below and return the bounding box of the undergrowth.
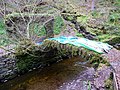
[0,20,9,46]
[53,16,64,35]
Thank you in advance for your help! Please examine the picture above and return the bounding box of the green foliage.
[87,27,101,35]
[0,21,5,35]
[87,81,91,90]
[97,34,113,42]
[108,12,119,23]
[87,9,120,42]
[91,10,101,18]
[114,0,120,6]
[16,54,35,73]
[15,40,40,73]
[53,16,64,35]
[77,16,88,25]
[104,12,120,36]
[0,20,9,46]
[35,25,46,37]
[105,76,114,90]
[30,16,64,37]
[30,23,46,37]
[39,26,46,36]
[67,16,74,21]
[76,33,83,37]
[105,36,120,45]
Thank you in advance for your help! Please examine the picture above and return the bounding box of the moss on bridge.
[41,39,110,67]
[14,39,110,74]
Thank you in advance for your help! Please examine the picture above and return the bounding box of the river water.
[0,57,112,90]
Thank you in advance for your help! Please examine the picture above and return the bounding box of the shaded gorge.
[0,56,113,90]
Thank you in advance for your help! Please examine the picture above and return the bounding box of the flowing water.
[0,57,112,90]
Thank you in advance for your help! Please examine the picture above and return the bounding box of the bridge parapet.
[41,39,110,66]
[0,39,110,83]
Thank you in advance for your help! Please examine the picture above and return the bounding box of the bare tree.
[0,0,60,55]
[0,0,59,42]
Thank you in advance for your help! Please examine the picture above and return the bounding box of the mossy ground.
[105,73,114,90]
[0,20,8,46]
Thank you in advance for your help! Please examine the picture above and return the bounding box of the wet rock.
[105,37,120,50]
[0,55,17,83]
[59,66,112,90]
[0,65,3,68]
[3,80,8,82]
[0,62,5,65]
[113,43,120,50]
[7,70,12,73]
[3,59,9,63]
[0,70,4,74]
[1,68,9,72]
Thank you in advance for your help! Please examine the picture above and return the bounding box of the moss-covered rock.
[105,36,120,45]
[14,39,110,74]
[105,36,120,50]
[43,39,110,69]
[14,39,60,73]
[105,73,114,90]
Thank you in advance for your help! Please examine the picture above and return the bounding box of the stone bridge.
[0,39,109,82]
[0,38,120,89]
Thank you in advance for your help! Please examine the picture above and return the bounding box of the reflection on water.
[0,57,91,90]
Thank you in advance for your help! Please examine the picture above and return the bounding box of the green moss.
[77,16,88,25]
[114,0,120,6]
[0,20,5,34]
[5,13,54,19]
[105,79,113,90]
[97,34,113,42]
[15,39,111,74]
[0,20,10,46]
[108,13,119,23]
[53,16,64,35]
[105,36,120,45]
[44,40,110,65]
[16,54,38,73]
[67,16,74,21]
[30,23,46,37]
[91,10,102,18]
[105,73,114,90]
[76,33,83,37]
[104,11,120,36]
[87,27,102,35]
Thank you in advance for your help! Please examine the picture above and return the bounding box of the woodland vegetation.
[0,0,119,72]
[0,0,120,90]
[0,0,120,48]
[0,0,119,74]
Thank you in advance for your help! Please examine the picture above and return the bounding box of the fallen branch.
[0,46,14,53]
[61,12,85,17]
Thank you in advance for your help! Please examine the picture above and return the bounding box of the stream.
[0,57,112,90]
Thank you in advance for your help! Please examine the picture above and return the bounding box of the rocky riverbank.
[0,57,114,90]
[0,44,120,89]
[0,56,17,83]
[104,49,120,90]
